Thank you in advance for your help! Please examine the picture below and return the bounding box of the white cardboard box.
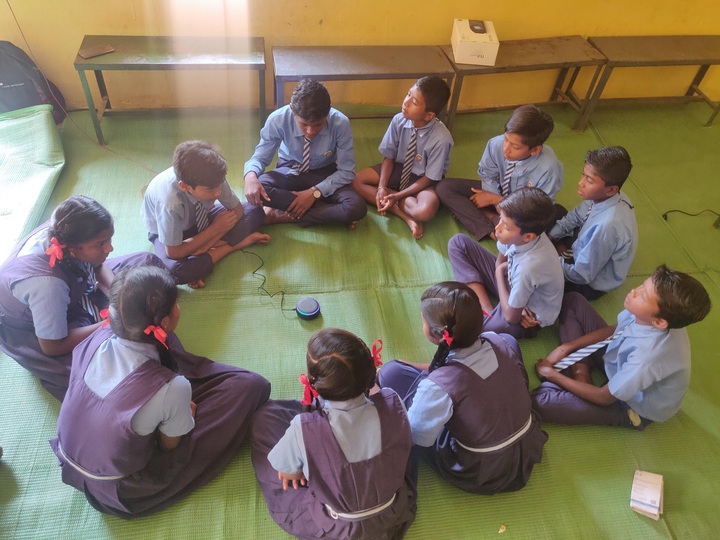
[450,19,499,66]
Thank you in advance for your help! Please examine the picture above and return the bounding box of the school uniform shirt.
[497,233,564,327]
[84,335,194,436]
[406,338,500,446]
[10,228,76,340]
[604,310,691,422]
[550,193,638,292]
[478,135,563,201]
[268,394,384,480]
[141,167,241,246]
[243,105,355,197]
[378,113,453,181]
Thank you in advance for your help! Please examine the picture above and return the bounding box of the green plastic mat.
[0,104,65,260]
[1,103,719,538]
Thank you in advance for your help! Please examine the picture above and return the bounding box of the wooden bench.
[272,45,455,112]
[440,35,607,130]
[74,35,267,145]
[575,35,720,130]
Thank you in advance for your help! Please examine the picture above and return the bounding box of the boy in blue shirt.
[243,79,366,228]
[549,146,637,299]
[353,76,453,239]
[142,140,269,289]
[532,266,711,429]
[437,105,563,241]
[448,187,564,339]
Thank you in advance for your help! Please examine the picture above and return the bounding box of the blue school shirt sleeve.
[406,377,453,447]
[12,275,71,340]
[549,200,588,240]
[315,110,356,196]
[243,107,287,178]
[268,414,309,479]
[478,135,503,193]
[217,179,241,209]
[419,119,453,181]
[378,113,403,160]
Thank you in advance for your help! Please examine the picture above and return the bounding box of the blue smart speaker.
[296,297,321,320]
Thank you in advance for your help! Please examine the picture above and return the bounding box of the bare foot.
[188,279,206,289]
[263,207,295,225]
[233,231,271,251]
[347,221,357,230]
[571,363,592,384]
[406,218,424,239]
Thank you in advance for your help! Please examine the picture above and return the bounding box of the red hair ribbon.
[144,324,169,349]
[442,329,454,346]
[45,237,66,268]
[299,373,318,406]
[100,308,110,328]
[372,339,383,369]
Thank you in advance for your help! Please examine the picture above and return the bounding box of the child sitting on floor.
[532,265,711,429]
[51,266,270,518]
[448,187,564,340]
[243,79,367,229]
[251,328,417,540]
[548,146,637,299]
[0,195,163,401]
[353,76,453,239]
[378,281,548,494]
[437,104,563,241]
[142,140,269,289]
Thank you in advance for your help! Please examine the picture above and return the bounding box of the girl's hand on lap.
[277,470,307,490]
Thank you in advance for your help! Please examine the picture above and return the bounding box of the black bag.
[0,40,66,123]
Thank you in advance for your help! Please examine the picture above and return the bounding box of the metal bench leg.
[77,69,106,146]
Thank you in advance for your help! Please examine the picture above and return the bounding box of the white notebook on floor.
[630,470,664,520]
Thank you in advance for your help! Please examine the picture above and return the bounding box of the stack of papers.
[630,470,663,520]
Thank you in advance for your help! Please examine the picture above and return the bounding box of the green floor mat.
[1,103,719,538]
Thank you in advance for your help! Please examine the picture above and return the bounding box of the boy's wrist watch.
[312,188,322,199]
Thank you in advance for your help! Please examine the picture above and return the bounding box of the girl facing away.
[0,195,163,401]
[251,328,417,540]
[50,265,270,518]
[378,281,548,494]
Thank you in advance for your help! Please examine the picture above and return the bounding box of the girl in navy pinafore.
[251,328,417,540]
[50,266,270,518]
[379,281,548,494]
[0,196,162,400]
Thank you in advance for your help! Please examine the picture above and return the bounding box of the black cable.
[241,249,297,312]
[661,209,720,221]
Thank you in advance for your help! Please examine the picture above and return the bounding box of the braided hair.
[421,282,484,373]
[305,328,376,409]
[46,196,113,279]
[108,266,179,371]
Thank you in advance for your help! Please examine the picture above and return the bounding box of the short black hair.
[505,105,554,148]
[173,140,227,188]
[652,265,711,329]
[585,146,633,188]
[497,187,554,235]
[290,79,331,122]
[415,76,451,115]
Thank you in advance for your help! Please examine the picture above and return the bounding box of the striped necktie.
[553,330,624,371]
[298,136,311,174]
[194,200,209,233]
[79,261,101,323]
[500,162,517,197]
[583,203,594,223]
[399,128,417,191]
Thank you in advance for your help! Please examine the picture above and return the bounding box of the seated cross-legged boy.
[549,146,637,300]
[243,79,366,228]
[531,266,711,429]
[437,104,563,241]
[448,187,564,340]
[353,76,453,239]
[142,140,269,289]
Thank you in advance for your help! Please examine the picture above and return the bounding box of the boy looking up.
[353,76,453,239]
[447,187,564,339]
[532,266,711,429]
[243,79,366,228]
[549,146,637,299]
[437,105,563,241]
[142,140,269,289]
